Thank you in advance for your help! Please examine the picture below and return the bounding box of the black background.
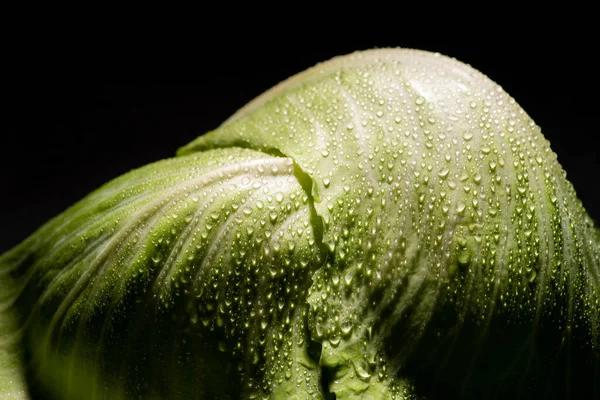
[2,37,598,253]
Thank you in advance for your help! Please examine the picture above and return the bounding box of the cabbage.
[1,49,598,399]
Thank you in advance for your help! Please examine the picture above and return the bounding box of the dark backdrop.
[2,39,598,253]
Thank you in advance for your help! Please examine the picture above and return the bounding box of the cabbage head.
[1,49,599,399]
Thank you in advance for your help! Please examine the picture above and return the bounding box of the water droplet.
[354,362,372,380]
[341,320,353,336]
[458,250,471,266]
[528,269,537,282]
[275,192,284,203]
[326,241,336,252]
[332,275,340,286]
[344,271,353,285]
